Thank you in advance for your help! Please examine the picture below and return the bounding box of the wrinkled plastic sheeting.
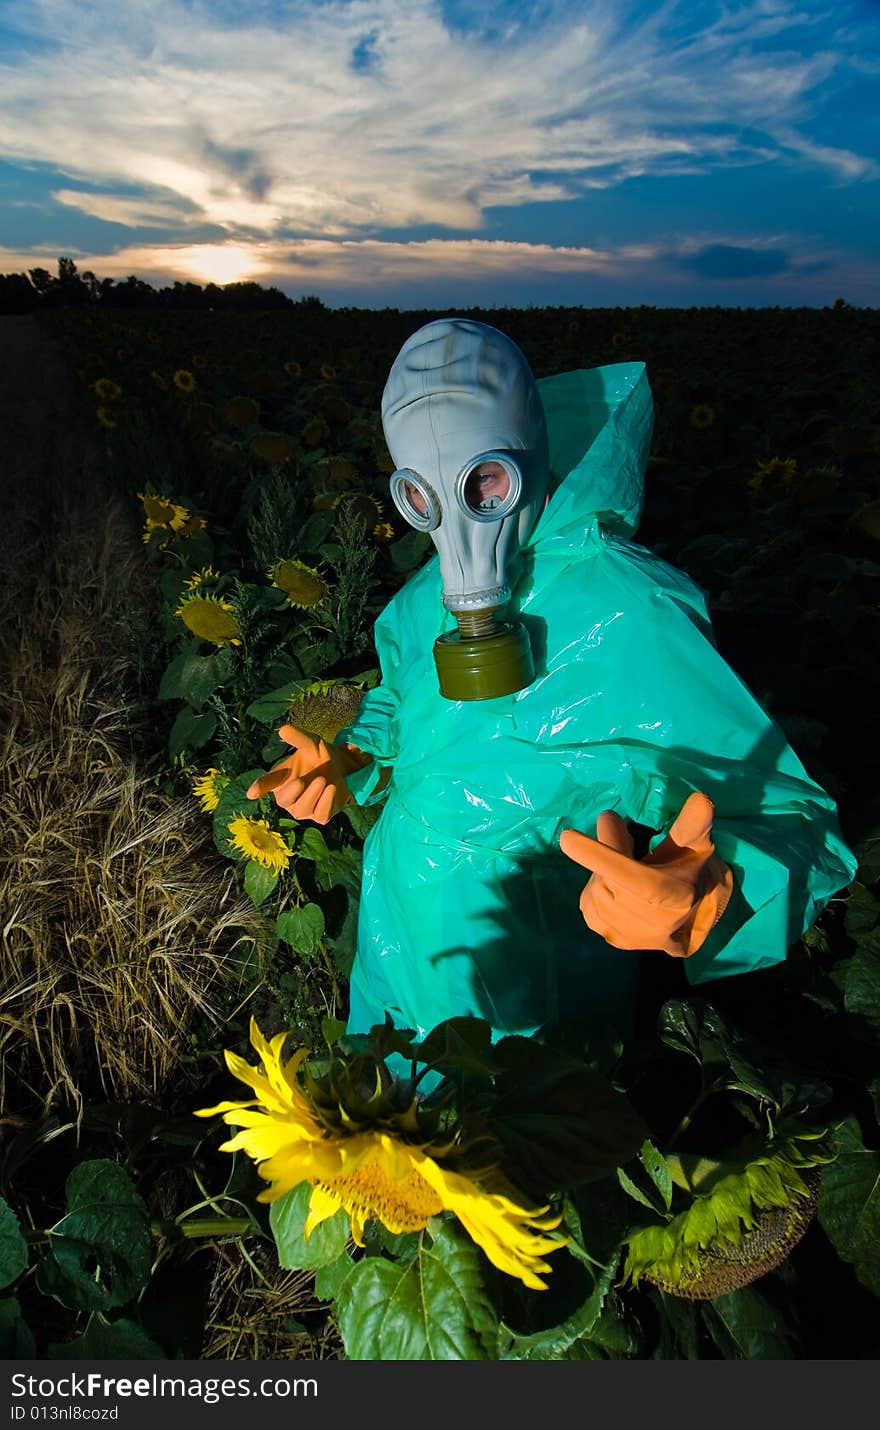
[338,363,857,1044]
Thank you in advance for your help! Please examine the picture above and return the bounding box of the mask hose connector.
[455,608,498,639]
[433,606,535,702]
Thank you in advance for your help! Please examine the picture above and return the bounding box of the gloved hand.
[246,724,371,824]
[559,791,734,958]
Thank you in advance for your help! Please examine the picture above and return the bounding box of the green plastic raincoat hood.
[337,361,856,1045]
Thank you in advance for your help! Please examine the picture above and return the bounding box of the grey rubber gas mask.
[383,319,549,700]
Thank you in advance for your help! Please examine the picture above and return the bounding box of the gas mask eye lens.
[455,452,522,522]
[390,469,441,531]
[463,463,511,514]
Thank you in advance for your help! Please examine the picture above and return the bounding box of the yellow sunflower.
[96,405,118,429]
[176,592,242,647]
[690,404,716,430]
[93,377,122,400]
[227,817,292,874]
[192,767,230,813]
[173,511,208,538]
[320,362,337,381]
[150,370,169,391]
[750,456,797,493]
[269,559,329,609]
[373,521,395,542]
[194,1019,568,1289]
[174,368,196,393]
[284,360,302,378]
[184,566,220,592]
[139,491,184,528]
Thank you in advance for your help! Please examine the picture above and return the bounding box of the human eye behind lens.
[464,461,510,511]
[404,480,428,515]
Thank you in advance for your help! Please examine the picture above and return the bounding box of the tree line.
[0,257,323,313]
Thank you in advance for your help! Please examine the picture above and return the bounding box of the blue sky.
[1,0,878,307]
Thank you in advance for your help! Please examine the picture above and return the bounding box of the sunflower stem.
[151,1217,254,1240]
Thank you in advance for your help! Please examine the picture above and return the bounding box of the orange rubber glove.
[559,791,734,958]
[245,724,372,824]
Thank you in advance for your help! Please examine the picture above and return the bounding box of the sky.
[0,0,878,309]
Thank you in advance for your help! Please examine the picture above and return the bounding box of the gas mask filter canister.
[383,320,549,701]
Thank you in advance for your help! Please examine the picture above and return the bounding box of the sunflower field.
[1,293,879,1362]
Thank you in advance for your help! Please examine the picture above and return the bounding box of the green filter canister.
[433,621,534,701]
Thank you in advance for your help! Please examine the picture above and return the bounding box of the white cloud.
[4,226,878,301]
[0,0,875,248]
[0,236,620,289]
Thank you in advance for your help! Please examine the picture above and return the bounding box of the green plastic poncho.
[337,361,857,1043]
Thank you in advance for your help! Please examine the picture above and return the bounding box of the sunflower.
[139,491,186,529]
[749,455,797,493]
[286,680,365,744]
[174,369,196,393]
[174,511,208,538]
[623,1130,835,1297]
[250,431,297,464]
[96,405,118,429]
[93,377,122,400]
[284,360,302,378]
[326,456,357,482]
[227,396,261,428]
[184,566,220,592]
[176,592,242,647]
[856,498,880,541]
[227,817,292,874]
[150,371,169,391]
[192,766,230,813]
[301,417,329,447]
[194,1019,568,1289]
[373,521,395,542]
[320,362,337,381]
[269,559,329,609]
[689,404,715,430]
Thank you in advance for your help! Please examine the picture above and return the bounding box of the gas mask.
[383,319,549,700]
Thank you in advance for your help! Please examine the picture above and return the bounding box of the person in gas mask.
[248,318,856,1045]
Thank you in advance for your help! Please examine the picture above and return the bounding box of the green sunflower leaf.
[159,649,223,707]
[246,677,325,725]
[269,1181,350,1271]
[48,1316,165,1360]
[168,706,217,760]
[276,903,325,957]
[416,1017,495,1078]
[701,1285,796,1360]
[658,999,832,1115]
[0,1197,28,1289]
[844,882,880,940]
[841,930,880,1030]
[336,1221,499,1360]
[488,1039,648,1198]
[498,1252,617,1361]
[0,1296,36,1358]
[244,859,279,907]
[314,1250,356,1302]
[640,1139,673,1212]
[43,1160,151,1313]
[817,1115,880,1296]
